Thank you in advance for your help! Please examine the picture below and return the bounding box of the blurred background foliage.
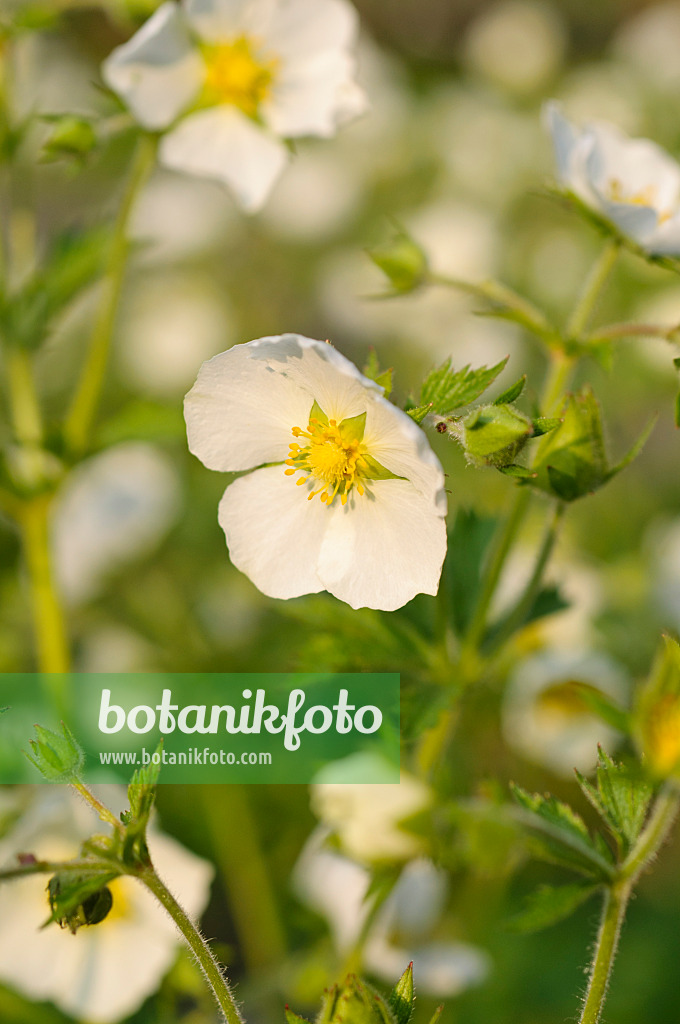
[2,0,680,1021]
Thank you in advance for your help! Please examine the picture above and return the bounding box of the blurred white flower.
[54,443,181,603]
[102,0,367,212]
[119,272,234,397]
[0,787,213,1023]
[545,101,680,255]
[311,761,431,863]
[464,0,566,96]
[184,333,447,610]
[294,834,490,997]
[502,650,628,776]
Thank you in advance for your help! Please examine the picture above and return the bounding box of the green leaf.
[493,375,526,405]
[510,784,615,880]
[506,881,600,933]
[421,357,509,416]
[575,750,653,854]
[405,403,432,425]
[368,229,428,294]
[389,963,414,1024]
[26,723,84,782]
[446,509,497,635]
[285,1008,310,1024]
[532,417,561,437]
[487,584,569,643]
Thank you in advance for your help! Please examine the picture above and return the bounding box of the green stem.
[566,240,619,341]
[19,495,70,677]
[63,133,156,455]
[427,272,556,344]
[579,881,632,1024]
[579,786,679,1024]
[6,346,42,446]
[462,487,531,657]
[621,784,680,883]
[72,782,124,832]
[486,501,565,657]
[199,786,286,973]
[140,864,244,1024]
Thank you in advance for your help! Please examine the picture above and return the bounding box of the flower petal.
[183,0,275,41]
[363,397,447,510]
[318,479,447,610]
[265,0,359,63]
[185,336,316,472]
[266,51,366,138]
[159,106,289,212]
[645,212,680,256]
[185,333,387,472]
[102,2,203,130]
[217,465,331,599]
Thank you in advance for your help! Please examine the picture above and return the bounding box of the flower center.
[608,178,672,222]
[201,37,278,117]
[285,410,367,507]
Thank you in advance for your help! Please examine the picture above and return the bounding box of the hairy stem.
[140,865,244,1024]
[64,133,157,455]
[19,495,70,678]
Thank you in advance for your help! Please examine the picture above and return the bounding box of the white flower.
[0,787,214,1023]
[545,101,680,255]
[102,0,367,212]
[311,756,432,863]
[502,650,628,777]
[184,333,448,611]
[293,834,490,997]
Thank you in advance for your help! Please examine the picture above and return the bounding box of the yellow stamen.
[201,36,278,117]
[608,178,673,221]
[285,410,368,507]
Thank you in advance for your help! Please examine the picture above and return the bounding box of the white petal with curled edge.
[266,52,364,138]
[159,106,289,212]
[363,395,447,511]
[265,0,358,63]
[218,465,331,599]
[184,0,276,41]
[102,2,204,130]
[318,479,447,611]
[185,337,316,472]
[185,334,384,472]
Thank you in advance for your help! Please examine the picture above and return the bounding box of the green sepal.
[459,403,533,468]
[45,869,119,933]
[120,741,163,868]
[363,349,394,397]
[315,976,398,1024]
[420,357,509,417]
[285,1008,310,1024]
[368,228,428,295]
[41,115,98,164]
[360,453,402,481]
[510,783,615,881]
[506,881,601,934]
[388,963,415,1024]
[339,412,367,444]
[528,387,650,502]
[575,749,653,855]
[497,464,536,479]
[493,375,526,405]
[26,722,85,782]
[532,417,561,437]
[309,401,329,426]
[427,1006,444,1024]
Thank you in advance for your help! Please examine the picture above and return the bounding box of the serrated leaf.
[510,784,615,880]
[26,722,84,782]
[389,963,414,1024]
[406,403,432,425]
[493,376,526,405]
[576,751,653,854]
[420,357,509,416]
[506,882,600,933]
